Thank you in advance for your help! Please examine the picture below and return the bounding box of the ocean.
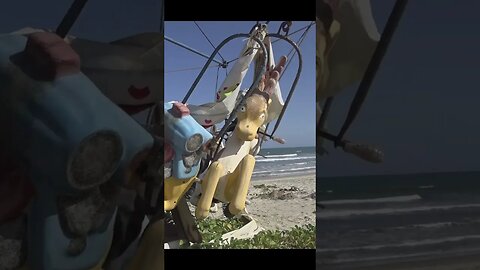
[253,146,316,179]
[317,171,480,268]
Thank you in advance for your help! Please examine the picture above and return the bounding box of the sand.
[190,173,316,231]
[246,174,316,231]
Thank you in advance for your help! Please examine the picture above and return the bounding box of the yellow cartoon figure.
[195,56,286,220]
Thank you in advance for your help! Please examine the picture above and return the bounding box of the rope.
[165,64,218,74]
[194,21,227,63]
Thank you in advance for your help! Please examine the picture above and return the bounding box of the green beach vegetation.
[180,218,315,249]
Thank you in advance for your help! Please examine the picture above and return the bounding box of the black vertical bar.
[335,0,409,145]
[56,0,89,38]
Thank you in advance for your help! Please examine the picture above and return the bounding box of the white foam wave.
[253,166,316,175]
[317,203,480,218]
[257,153,298,158]
[319,195,422,205]
[294,162,307,165]
[256,156,316,163]
[317,234,480,253]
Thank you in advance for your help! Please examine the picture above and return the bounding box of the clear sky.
[164,21,316,148]
[319,0,480,177]
[0,0,161,41]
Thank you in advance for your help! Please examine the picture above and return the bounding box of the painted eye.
[259,113,265,119]
[239,106,246,112]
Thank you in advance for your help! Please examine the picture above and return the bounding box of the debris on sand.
[253,185,303,200]
[253,184,278,190]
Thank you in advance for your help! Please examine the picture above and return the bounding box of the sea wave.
[253,166,316,175]
[257,153,298,158]
[317,203,480,219]
[317,234,480,253]
[293,162,308,165]
[319,195,422,205]
[255,156,316,163]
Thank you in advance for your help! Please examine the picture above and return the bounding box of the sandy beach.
[246,173,316,230]
[189,173,316,231]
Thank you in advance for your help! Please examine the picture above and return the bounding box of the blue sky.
[0,0,161,41]
[164,21,315,148]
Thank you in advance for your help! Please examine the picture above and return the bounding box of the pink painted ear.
[23,32,80,81]
[170,102,190,118]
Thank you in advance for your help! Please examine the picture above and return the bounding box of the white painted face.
[70,33,163,107]
[81,69,163,106]
[187,102,229,128]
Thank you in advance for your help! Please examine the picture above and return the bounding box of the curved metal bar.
[265,33,303,137]
[182,33,267,104]
[277,21,292,36]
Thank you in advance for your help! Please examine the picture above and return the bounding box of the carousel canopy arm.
[165,36,226,67]
[56,0,90,38]
[335,0,409,146]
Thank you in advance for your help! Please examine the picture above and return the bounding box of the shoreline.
[251,170,316,182]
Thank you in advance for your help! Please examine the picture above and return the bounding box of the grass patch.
[181,218,315,249]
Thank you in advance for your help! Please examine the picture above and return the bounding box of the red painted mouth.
[128,85,150,100]
[202,119,213,127]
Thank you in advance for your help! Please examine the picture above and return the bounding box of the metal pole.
[56,0,89,38]
[335,0,409,146]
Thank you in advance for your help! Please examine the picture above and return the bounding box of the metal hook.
[277,21,292,36]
